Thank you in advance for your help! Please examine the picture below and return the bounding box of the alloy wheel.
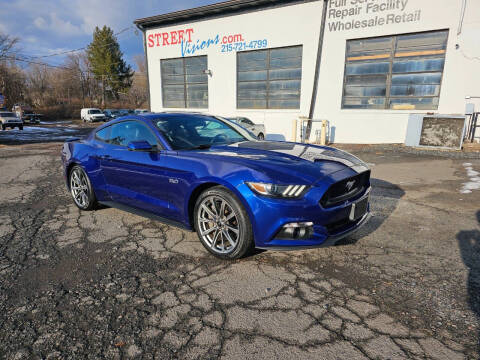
[197,196,239,254]
[70,168,90,208]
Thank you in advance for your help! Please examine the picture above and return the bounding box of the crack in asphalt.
[0,146,478,359]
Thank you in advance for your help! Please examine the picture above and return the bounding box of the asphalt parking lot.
[0,127,479,359]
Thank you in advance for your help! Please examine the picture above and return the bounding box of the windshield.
[0,112,16,117]
[153,115,254,150]
[89,109,101,114]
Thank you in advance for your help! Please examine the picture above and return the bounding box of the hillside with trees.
[0,26,148,119]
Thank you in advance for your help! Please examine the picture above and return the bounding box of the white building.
[135,0,480,144]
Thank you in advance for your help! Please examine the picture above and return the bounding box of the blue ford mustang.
[61,113,371,259]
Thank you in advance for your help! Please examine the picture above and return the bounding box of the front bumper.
[255,211,371,250]
[2,122,22,127]
[242,170,371,249]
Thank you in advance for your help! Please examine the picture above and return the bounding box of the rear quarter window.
[95,126,111,142]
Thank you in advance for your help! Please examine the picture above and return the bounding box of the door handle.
[98,155,112,160]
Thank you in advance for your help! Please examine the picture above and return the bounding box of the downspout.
[135,23,152,111]
[306,0,329,142]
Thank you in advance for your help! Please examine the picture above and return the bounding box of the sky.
[0,0,219,69]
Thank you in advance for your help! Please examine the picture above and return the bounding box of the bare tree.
[126,54,148,108]
[0,33,19,59]
[0,33,25,109]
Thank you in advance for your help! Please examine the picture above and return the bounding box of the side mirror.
[127,141,153,151]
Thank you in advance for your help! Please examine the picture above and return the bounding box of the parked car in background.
[81,108,107,122]
[103,109,121,120]
[118,109,135,116]
[135,109,149,115]
[228,117,266,140]
[0,111,23,130]
[22,113,41,124]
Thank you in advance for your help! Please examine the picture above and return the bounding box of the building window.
[237,46,302,109]
[161,56,208,108]
[342,30,448,110]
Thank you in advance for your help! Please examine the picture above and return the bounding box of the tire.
[194,186,254,259]
[1,125,5,131]
[69,165,98,211]
[19,126,23,130]
[257,133,265,140]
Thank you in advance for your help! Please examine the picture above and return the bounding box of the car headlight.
[246,182,308,198]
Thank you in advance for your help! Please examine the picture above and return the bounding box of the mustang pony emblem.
[345,180,356,191]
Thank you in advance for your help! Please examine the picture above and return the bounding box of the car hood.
[187,141,369,185]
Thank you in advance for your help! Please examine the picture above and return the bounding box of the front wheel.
[69,165,97,210]
[194,186,254,259]
[18,126,23,130]
[257,133,265,140]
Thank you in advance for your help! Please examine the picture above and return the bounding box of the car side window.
[109,121,159,147]
[95,126,111,142]
[242,118,254,126]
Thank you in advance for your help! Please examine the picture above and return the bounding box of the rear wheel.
[69,165,97,210]
[19,126,23,130]
[257,133,265,140]
[194,186,254,259]
[1,125,5,131]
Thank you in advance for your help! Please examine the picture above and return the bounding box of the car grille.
[325,216,361,235]
[320,170,370,208]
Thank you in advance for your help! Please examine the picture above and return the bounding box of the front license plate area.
[349,197,368,221]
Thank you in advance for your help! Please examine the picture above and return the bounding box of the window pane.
[161,59,183,75]
[347,37,393,54]
[238,70,267,81]
[269,99,300,109]
[269,68,301,80]
[163,85,184,101]
[343,97,386,109]
[392,58,445,73]
[186,83,208,101]
[389,97,439,110]
[185,57,207,74]
[391,73,442,85]
[396,31,448,52]
[238,99,267,109]
[346,61,390,75]
[187,99,208,108]
[186,74,208,83]
[270,46,302,59]
[163,74,184,85]
[237,81,267,99]
[390,84,440,97]
[344,86,386,97]
[346,74,387,86]
[164,100,185,108]
[269,79,301,91]
[270,56,302,69]
[238,51,267,71]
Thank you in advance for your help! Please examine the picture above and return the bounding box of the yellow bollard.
[292,118,298,142]
[320,119,327,145]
